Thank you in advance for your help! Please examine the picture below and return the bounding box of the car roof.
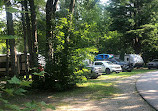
[94,61,109,62]
[98,54,108,55]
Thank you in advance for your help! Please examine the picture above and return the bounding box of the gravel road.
[53,74,156,111]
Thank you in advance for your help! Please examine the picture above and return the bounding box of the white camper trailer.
[124,54,144,67]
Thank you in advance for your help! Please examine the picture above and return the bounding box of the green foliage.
[0,76,55,110]
[1,0,158,93]
[0,35,19,39]
[6,7,19,13]
[107,0,158,55]
[33,71,46,77]
[7,76,21,84]
[23,101,55,111]
[0,1,4,9]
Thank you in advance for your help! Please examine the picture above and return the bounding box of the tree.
[21,0,29,78]
[46,0,58,63]
[107,0,158,54]
[5,0,18,76]
[28,0,38,68]
[23,0,34,70]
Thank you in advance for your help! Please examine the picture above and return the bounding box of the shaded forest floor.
[9,69,156,111]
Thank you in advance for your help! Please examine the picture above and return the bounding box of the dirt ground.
[38,74,155,111]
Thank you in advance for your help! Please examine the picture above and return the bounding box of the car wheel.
[91,76,98,79]
[127,70,132,72]
[105,68,111,74]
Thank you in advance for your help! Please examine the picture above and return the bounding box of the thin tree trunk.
[46,0,53,63]
[24,0,33,69]
[46,0,58,63]
[133,0,141,54]
[5,1,18,77]
[28,0,38,68]
[6,39,9,76]
[21,1,29,78]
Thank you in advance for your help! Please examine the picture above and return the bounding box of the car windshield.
[106,61,113,64]
[115,58,123,62]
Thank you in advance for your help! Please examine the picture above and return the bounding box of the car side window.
[153,60,158,62]
[95,62,103,65]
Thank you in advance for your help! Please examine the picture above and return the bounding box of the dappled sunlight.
[112,95,131,100]
[139,90,158,100]
[6,70,156,111]
[120,105,141,110]
[136,71,158,110]
[57,101,100,111]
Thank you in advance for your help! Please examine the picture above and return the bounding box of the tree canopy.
[0,0,158,90]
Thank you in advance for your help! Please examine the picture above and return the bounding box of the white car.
[147,59,158,69]
[91,61,122,74]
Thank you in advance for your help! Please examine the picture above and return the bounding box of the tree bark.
[6,39,9,76]
[28,0,38,67]
[46,0,58,63]
[133,0,141,54]
[24,0,34,69]
[5,0,18,77]
[21,1,29,78]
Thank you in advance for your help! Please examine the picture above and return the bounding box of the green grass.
[51,68,157,101]
[51,82,118,100]
[98,68,156,79]
[1,69,156,109]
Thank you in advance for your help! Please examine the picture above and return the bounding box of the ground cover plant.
[51,69,156,100]
[9,68,154,109]
[0,69,156,110]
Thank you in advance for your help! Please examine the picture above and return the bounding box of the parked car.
[147,59,158,69]
[91,61,122,74]
[107,58,133,72]
[94,54,113,61]
[124,54,144,67]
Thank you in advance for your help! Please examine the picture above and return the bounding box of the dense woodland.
[0,0,158,91]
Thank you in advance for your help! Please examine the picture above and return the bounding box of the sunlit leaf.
[0,35,19,39]
[6,7,19,13]
[7,76,21,84]
[32,71,46,76]
[20,81,32,87]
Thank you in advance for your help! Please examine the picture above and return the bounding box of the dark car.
[107,58,133,72]
[147,59,158,69]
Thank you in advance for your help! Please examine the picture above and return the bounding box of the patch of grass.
[98,68,157,80]
[51,82,118,100]
[2,69,155,109]
[51,68,156,101]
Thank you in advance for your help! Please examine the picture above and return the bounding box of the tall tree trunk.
[6,39,9,76]
[46,0,58,63]
[28,0,38,68]
[21,1,29,78]
[133,0,141,54]
[5,1,18,77]
[24,0,34,69]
